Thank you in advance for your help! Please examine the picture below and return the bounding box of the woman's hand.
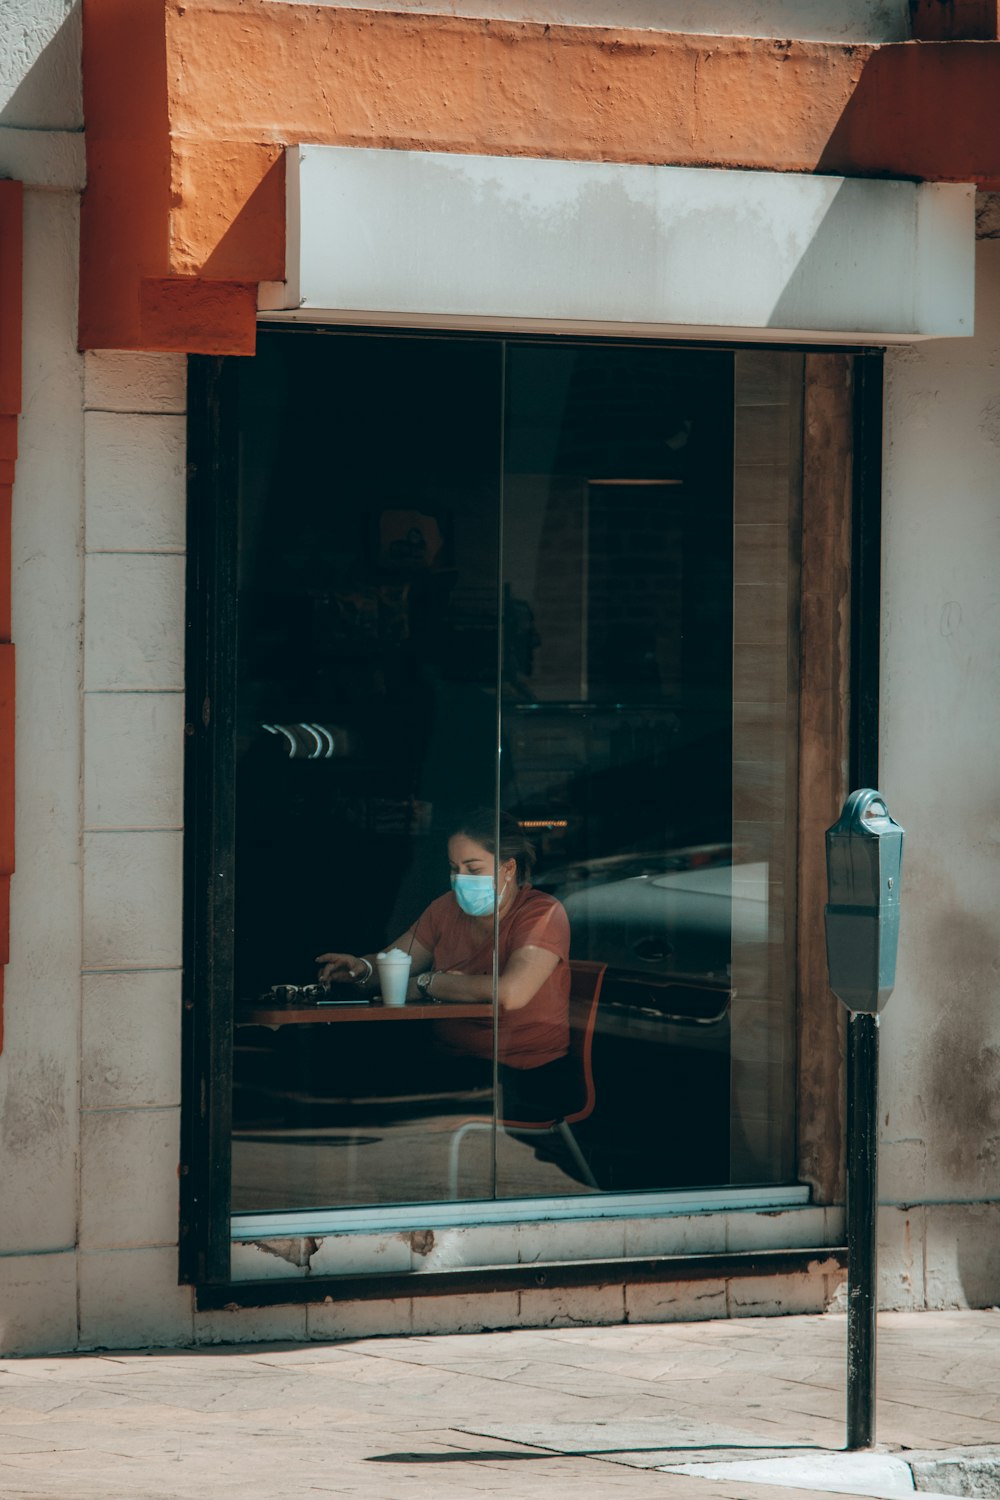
[316,952,366,985]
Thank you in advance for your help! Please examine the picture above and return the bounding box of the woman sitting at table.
[316,810,572,1120]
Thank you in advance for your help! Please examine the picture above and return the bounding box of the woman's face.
[447,835,516,889]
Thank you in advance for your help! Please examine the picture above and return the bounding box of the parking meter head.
[824,789,904,1014]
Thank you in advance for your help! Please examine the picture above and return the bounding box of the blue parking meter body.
[825,789,904,1014]
[824,789,904,1453]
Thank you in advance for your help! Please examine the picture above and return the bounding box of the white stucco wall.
[878,223,1000,1310]
[1,0,998,1356]
[0,0,81,131]
[0,0,195,1354]
[0,0,85,1350]
[0,169,84,1351]
[75,352,192,1348]
[4,237,1000,1352]
[0,173,194,1350]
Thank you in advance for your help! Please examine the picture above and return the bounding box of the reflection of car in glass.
[535,847,768,1189]
[546,852,769,1003]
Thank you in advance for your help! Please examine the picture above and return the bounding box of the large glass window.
[227,330,802,1214]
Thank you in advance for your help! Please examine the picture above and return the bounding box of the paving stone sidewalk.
[2,1310,1000,1500]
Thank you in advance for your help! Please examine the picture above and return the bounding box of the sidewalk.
[2,1310,1000,1500]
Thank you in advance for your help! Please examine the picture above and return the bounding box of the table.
[236,1000,493,1026]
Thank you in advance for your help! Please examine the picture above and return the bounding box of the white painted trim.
[260,148,975,343]
[232,1184,811,1240]
[259,308,948,347]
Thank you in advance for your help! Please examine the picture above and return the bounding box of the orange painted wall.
[80,0,1000,355]
[80,0,171,352]
[0,181,21,1053]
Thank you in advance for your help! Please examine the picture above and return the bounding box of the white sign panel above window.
[259,145,975,342]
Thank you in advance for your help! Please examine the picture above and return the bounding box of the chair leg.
[556,1121,599,1189]
[448,1119,490,1199]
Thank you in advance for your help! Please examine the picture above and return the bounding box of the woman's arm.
[423,945,559,1010]
[315,951,375,987]
[317,933,433,987]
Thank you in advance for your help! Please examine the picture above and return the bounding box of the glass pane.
[226,331,803,1217]
[230,332,502,1211]
[500,342,737,1195]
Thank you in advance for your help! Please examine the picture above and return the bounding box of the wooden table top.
[236,1000,494,1026]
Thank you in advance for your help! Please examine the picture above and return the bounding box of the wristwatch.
[415,970,435,997]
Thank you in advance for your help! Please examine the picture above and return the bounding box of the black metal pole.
[846,1009,879,1450]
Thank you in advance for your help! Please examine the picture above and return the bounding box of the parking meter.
[825,788,904,1451]
[825,789,904,1014]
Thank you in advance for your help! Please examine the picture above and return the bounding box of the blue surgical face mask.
[451,872,508,917]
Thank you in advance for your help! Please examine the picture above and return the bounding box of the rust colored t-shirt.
[411,884,570,1070]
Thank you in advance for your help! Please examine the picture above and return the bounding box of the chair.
[447,959,606,1197]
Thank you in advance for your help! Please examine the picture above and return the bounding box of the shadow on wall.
[923,903,1000,1192]
[922,901,1000,1307]
[199,151,285,281]
[766,177,924,336]
[816,40,1000,187]
[0,1,82,133]
[955,1207,1000,1308]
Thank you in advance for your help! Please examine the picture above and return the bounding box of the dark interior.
[230,329,735,1208]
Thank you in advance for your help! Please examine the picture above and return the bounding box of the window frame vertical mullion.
[180,354,239,1285]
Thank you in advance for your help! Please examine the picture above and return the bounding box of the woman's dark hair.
[451,808,537,885]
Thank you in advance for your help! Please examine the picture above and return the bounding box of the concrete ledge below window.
[196,1246,847,1311]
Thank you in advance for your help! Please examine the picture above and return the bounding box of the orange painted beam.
[819,41,1000,190]
[80,0,171,350]
[0,184,19,1056]
[162,8,874,286]
[0,487,10,646]
[80,1,1000,354]
[140,277,258,357]
[0,646,14,879]
[0,424,14,644]
[0,182,22,415]
[80,0,259,353]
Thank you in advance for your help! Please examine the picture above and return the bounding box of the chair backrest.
[564,959,606,1125]
[497,958,606,1131]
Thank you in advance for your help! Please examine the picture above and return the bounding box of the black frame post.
[845,351,884,1449]
[846,1009,879,1449]
[178,333,886,1308]
[180,355,240,1286]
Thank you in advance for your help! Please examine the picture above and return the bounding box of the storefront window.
[226,329,802,1214]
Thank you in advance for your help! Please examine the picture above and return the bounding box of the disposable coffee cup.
[376,949,411,1007]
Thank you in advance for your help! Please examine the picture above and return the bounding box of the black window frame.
[179,329,882,1299]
